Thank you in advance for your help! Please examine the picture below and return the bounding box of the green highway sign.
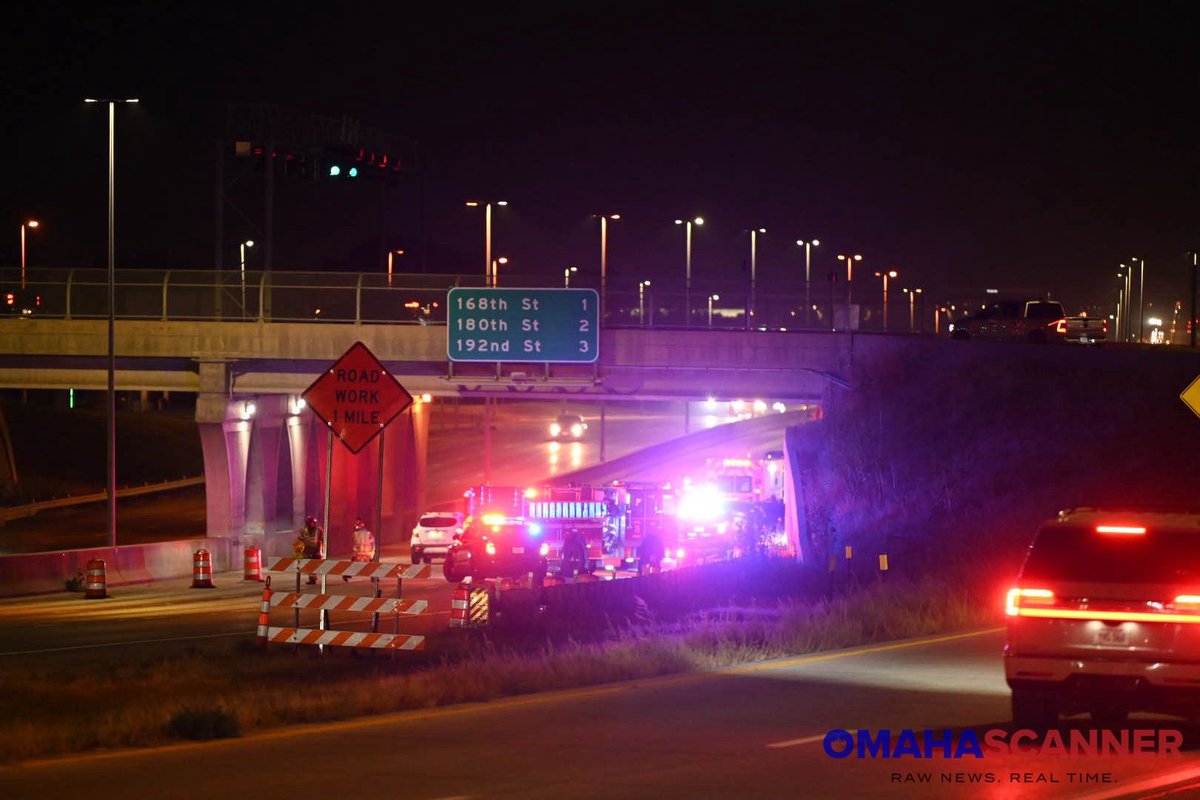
[447,288,599,363]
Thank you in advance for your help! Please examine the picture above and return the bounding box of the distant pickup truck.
[949,300,1106,345]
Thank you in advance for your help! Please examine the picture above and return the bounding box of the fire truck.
[464,481,683,577]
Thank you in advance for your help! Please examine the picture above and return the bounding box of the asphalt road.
[4,629,1199,800]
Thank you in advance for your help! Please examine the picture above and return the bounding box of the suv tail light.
[1006,587,1055,616]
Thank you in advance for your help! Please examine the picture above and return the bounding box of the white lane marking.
[766,734,826,749]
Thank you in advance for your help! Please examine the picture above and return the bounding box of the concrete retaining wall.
[0,538,233,597]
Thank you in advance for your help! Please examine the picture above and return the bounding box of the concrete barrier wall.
[0,538,232,597]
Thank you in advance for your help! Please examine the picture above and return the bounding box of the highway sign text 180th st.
[447,288,599,363]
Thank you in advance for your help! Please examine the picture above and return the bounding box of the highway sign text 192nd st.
[447,288,599,363]
[302,341,414,454]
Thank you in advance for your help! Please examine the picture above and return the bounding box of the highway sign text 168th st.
[447,288,599,363]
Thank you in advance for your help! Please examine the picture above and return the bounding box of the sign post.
[447,288,599,363]
[301,341,414,648]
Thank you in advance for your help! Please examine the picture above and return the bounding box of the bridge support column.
[244,395,289,547]
[195,361,252,547]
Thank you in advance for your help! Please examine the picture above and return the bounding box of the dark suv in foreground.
[442,515,549,585]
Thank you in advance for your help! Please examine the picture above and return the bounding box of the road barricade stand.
[259,557,431,652]
[450,580,490,628]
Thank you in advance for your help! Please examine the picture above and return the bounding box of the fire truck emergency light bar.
[528,501,608,519]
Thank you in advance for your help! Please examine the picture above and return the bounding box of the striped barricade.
[264,557,432,581]
[259,627,426,650]
[257,559,433,652]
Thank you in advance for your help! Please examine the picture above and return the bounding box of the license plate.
[1080,336,1091,343]
[1097,627,1127,646]
[511,546,525,554]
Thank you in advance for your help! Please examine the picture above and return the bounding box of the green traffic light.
[329,165,341,177]
[348,167,358,177]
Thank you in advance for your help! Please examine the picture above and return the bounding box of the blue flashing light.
[528,523,542,536]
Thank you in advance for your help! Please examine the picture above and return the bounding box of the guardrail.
[0,476,205,523]
[4,267,936,334]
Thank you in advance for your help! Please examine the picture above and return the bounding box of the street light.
[903,287,923,332]
[85,96,139,551]
[19,219,39,289]
[387,248,405,286]
[796,238,819,327]
[707,293,720,328]
[596,213,620,314]
[564,266,578,287]
[237,239,252,314]
[491,256,509,287]
[836,254,862,332]
[748,227,766,318]
[466,200,507,286]
[675,216,704,317]
[1130,256,1146,343]
[874,269,897,331]
[638,280,651,326]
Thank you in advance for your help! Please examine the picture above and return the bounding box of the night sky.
[1,1,1195,310]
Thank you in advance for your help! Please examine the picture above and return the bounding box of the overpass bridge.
[0,269,856,558]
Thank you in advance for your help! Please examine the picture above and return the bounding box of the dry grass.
[0,568,1001,765]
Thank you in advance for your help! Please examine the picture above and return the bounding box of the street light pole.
[748,228,765,320]
[837,254,862,332]
[564,266,578,287]
[239,240,254,316]
[387,248,404,287]
[467,200,507,287]
[639,280,651,327]
[708,294,720,328]
[1132,257,1146,344]
[875,269,897,331]
[491,256,508,288]
[86,96,138,551]
[19,219,39,289]
[796,239,819,327]
[597,213,619,318]
[675,217,703,320]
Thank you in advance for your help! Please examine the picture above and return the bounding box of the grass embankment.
[0,566,1002,765]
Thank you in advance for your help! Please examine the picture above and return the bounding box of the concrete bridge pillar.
[243,395,289,542]
[195,361,252,546]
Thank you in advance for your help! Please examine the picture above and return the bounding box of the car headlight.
[539,542,550,557]
[570,423,583,437]
[550,423,562,436]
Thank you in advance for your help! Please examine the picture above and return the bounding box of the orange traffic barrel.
[84,558,108,599]
[243,546,264,582]
[191,549,215,589]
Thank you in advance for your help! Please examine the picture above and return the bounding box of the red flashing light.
[1096,525,1146,535]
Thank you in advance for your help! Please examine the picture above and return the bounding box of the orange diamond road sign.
[302,341,414,454]
[1182,375,1200,421]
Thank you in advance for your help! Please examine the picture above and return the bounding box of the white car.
[410,512,463,564]
[1006,507,1200,727]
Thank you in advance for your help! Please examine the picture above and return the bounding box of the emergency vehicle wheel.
[443,552,468,583]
